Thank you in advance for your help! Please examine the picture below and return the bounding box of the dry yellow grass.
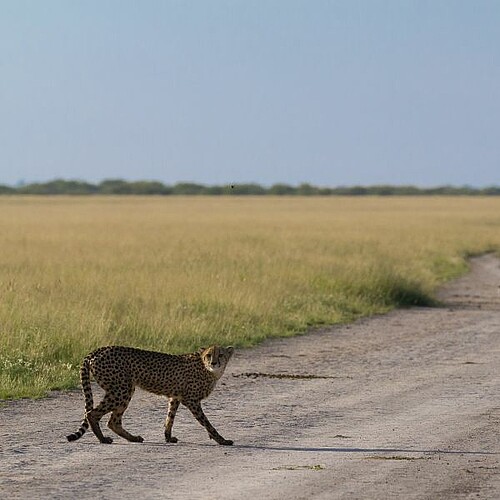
[1,196,499,398]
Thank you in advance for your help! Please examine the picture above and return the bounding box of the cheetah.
[66,345,234,445]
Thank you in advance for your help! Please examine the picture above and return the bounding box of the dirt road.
[1,255,499,499]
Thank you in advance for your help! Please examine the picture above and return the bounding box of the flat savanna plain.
[1,197,500,499]
[1,196,500,398]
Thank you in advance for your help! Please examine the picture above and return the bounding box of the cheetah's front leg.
[164,398,180,443]
[183,400,233,446]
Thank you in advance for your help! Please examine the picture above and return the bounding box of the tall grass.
[1,196,499,398]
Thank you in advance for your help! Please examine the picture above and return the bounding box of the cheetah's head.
[200,345,234,378]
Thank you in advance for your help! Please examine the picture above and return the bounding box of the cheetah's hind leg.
[86,390,137,444]
[108,406,144,443]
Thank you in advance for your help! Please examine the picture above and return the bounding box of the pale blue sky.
[1,0,499,187]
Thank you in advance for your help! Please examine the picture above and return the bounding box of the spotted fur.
[66,345,234,445]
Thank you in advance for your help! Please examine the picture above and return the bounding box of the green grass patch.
[272,464,325,471]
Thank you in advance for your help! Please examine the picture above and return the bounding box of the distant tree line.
[1,179,500,196]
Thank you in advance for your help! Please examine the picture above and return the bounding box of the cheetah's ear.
[198,346,216,355]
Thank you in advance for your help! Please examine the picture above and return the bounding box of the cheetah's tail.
[66,356,94,442]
